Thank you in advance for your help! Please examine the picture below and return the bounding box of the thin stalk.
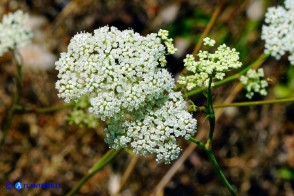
[189,137,205,149]
[0,50,23,146]
[116,155,139,194]
[189,137,236,195]
[206,149,236,196]
[67,149,122,196]
[184,53,270,98]
[188,97,294,112]
[213,97,294,108]
[206,76,215,148]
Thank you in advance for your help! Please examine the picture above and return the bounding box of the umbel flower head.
[261,0,294,65]
[178,37,242,90]
[240,68,268,99]
[55,26,196,163]
[55,26,176,120]
[0,10,33,56]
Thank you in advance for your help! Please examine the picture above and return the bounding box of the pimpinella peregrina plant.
[55,26,196,163]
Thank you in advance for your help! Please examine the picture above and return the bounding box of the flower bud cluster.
[178,37,242,90]
[240,68,268,99]
[55,26,196,163]
[261,0,294,65]
[67,96,100,128]
[0,10,33,56]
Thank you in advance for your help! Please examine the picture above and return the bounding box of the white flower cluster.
[261,0,294,65]
[56,26,175,120]
[105,92,196,163]
[55,26,197,163]
[240,68,268,99]
[178,37,242,90]
[0,10,33,56]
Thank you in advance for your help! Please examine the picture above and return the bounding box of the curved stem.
[206,149,237,196]
[0,50,23,146]
[189,76,237,195]
[189,137,237,195]
[67,149,122,196]
[184,53,270,98]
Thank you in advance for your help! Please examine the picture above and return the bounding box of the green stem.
[206,76,215,148]
[213,97,294,108]
[67,149,122,196]
[189,76,236,195]
[206,148,237,196]
[0,50,23,146]
[189,137,206,149]
[184,53,270,98]
[189,137,237,196]
[188,97,294,112]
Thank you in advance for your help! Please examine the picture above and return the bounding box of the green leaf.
[277,168,294,181]
[274,84,291,98]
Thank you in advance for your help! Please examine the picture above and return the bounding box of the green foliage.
[167,8,210,39]
[277,167,294,181]
[274,66,294,98]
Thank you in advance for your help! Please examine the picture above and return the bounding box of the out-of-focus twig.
[115,155,139,194]
[192,0,224,57]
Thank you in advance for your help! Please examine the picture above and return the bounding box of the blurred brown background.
[0,0,293,195]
